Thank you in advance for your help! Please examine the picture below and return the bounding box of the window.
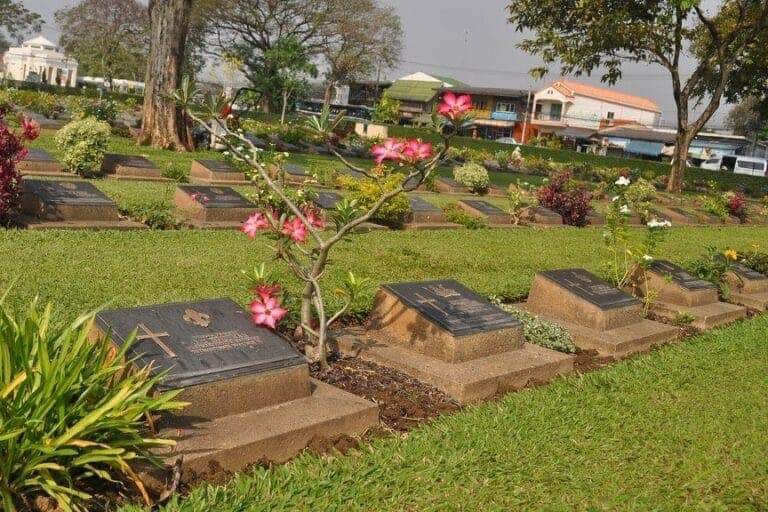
[495,101,516,113]
[472,99,488,110]
[607,112,615,120]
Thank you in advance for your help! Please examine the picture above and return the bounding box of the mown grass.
[116,314,768,511]
[3,226,766,322]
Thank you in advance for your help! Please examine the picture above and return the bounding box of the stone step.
[728,291,768,311]
[653,300,747,330]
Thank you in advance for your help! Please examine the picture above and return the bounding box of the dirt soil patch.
[311,355,461,432]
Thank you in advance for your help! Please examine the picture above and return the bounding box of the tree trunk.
[668,129,693,193]
[323,81,335,108]
[139,0,192,149]
[280,89,289,125]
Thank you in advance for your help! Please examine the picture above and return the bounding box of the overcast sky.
[21,0,728,128]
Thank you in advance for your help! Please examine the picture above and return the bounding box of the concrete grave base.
[158,379,378,474]
[522,206,562,226]
[189,160,249,185]
[16,216,147,230]
[189,176,252,186]
[519,305,678,359]
[728,291,768,311]
[337,329,574,404]
[101,154,170,182]
[403,222,462,230]
[458,201,510,225]
[651,300,747,330]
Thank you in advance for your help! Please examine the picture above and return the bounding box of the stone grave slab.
[174,185,255,226]
[19,180,143,229]
[724,263,768,311]
[17,148,65,176]
[459,199,510,224]
[101,153,168,181]
[189,159,249,185]
[315,191,343,210]
[282,163,309,184]
[637,260,747,329]
[93,298,378,473]
[435,176,469,194]
[524,205,562,225]
[338,279,574,404]
[406,195,453,227]
[525,269,678,358]
[667,207,700,224]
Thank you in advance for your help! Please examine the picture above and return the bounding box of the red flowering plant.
[536,171,592,227]
[179,85,472,367]
[725,191,748,223]
[0,106,40,226]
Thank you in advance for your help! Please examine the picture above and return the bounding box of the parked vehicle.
[495,137,520,145]
[700,155,767,177]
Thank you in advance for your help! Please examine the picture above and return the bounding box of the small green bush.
[453,161,490,193]
[500,306,576,353]
[624,178,657,222]
[443,202,488,229]
[0,296,183,511]
[55,117,111,177]
[342,174,410,226]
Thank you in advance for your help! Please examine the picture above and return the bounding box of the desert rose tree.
[0,105,40,226]
[181,89,472,368]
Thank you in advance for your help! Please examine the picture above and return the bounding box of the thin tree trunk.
[280,89,288,125]
[323,81,335,108]
[139,0,192,149]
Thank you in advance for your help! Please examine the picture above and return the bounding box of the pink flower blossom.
[242,211,270,238]
[281,216,307,242]
[437,92,472,121]
[306,210,325,229]
[250,296,287,329]
[21,117,40,140]
[402,139,432,162]
[190,192,209,203]
[371,138,405,165]
[255,283,282,303]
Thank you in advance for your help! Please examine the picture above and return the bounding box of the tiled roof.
[598,124,675,143]
[552,80,661,113]
[386,80,442,103]
[438,86,527,98]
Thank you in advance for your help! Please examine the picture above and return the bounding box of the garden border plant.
[180,86,474,367]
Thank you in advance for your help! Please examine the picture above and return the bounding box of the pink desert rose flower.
[242,211,270,238]
[281,216,308,242]
[371,138,405,165]
[402,139,432,162]
[21,117,40,140]
[255,283,282,303]
[437,92,472,120]
[250,296,287,329]
[306,210,325,229]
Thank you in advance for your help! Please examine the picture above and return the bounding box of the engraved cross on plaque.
[414,293,449,315]
[136,323,176,358]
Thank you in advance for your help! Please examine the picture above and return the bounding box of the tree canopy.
[507,0,768,193]
[0,0,41,52]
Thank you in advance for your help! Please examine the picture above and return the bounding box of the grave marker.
[174,185,255,224]
[435,176,469,194]
[314,191,342,210]
[17,148,64,176]
[407,195,448,225]
[101,154,167,181]
[724,263,768,311]
[459,199,510,224]
[189,159,248,185]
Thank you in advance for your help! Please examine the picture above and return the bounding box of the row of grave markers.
[91,259,767,476]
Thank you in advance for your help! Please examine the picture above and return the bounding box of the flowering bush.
[453,161,490,193]
[55,117,111,177]
[740,245,768,274]
[700,194,728,220]
[725,191,748,223]
[181,84,471,366]
[0,108,40,225]
[536,171,592,226]
[82,99,118,122]
[688,247,739,299]
[341,174,410,226]
[623,178,656,222]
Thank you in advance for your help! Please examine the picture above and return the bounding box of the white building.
[532,80,661,138]
[1,36,78,87]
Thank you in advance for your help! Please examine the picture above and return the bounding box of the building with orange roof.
[531,80,661,140]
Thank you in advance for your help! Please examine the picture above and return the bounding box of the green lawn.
[116,314,768,511]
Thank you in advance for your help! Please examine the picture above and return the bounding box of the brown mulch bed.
[310,355,461,432]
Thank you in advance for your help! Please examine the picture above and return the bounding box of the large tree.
[508,0,768,193]
[0,0,41,52]
[139,0,192,149]
[206,0,332,112]
[725,96,768,154]
[319,0,403,106]
[55,0,149,82]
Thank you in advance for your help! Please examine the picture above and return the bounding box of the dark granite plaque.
[95,298,306,389]
[178,185,253,209]
[529,206,560,219]
[732,263,768,281]
[283,163,308,176]
[315,192,342,210]
[194,159,240,173]
[668,207,697,220]
[437,177,465,188]
[540,269,641,310]
[25,148,57,162]
[461,200,506,216]
[23,180,114,206]
[382,279,520,336]
[105,154,157,169]
[649,260,716,290]
[409,195,441,212]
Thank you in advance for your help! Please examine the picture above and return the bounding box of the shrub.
[371,94,401,124]
[687,247,738,299]
[536,171,592,226]
[55,117,111,177]
[0,296,183,511]
[453,161,490,193]
[700,194,728,220]
[500,306,576,353]
[624,178,657,222]
[494,150,513,168]
[0,108,39,225]
[82,99,118,122]
[725,191,748,223]
[739,247,768,275]
[443,202,488,229]
[9,90,65,118]
[342,174,410,226]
